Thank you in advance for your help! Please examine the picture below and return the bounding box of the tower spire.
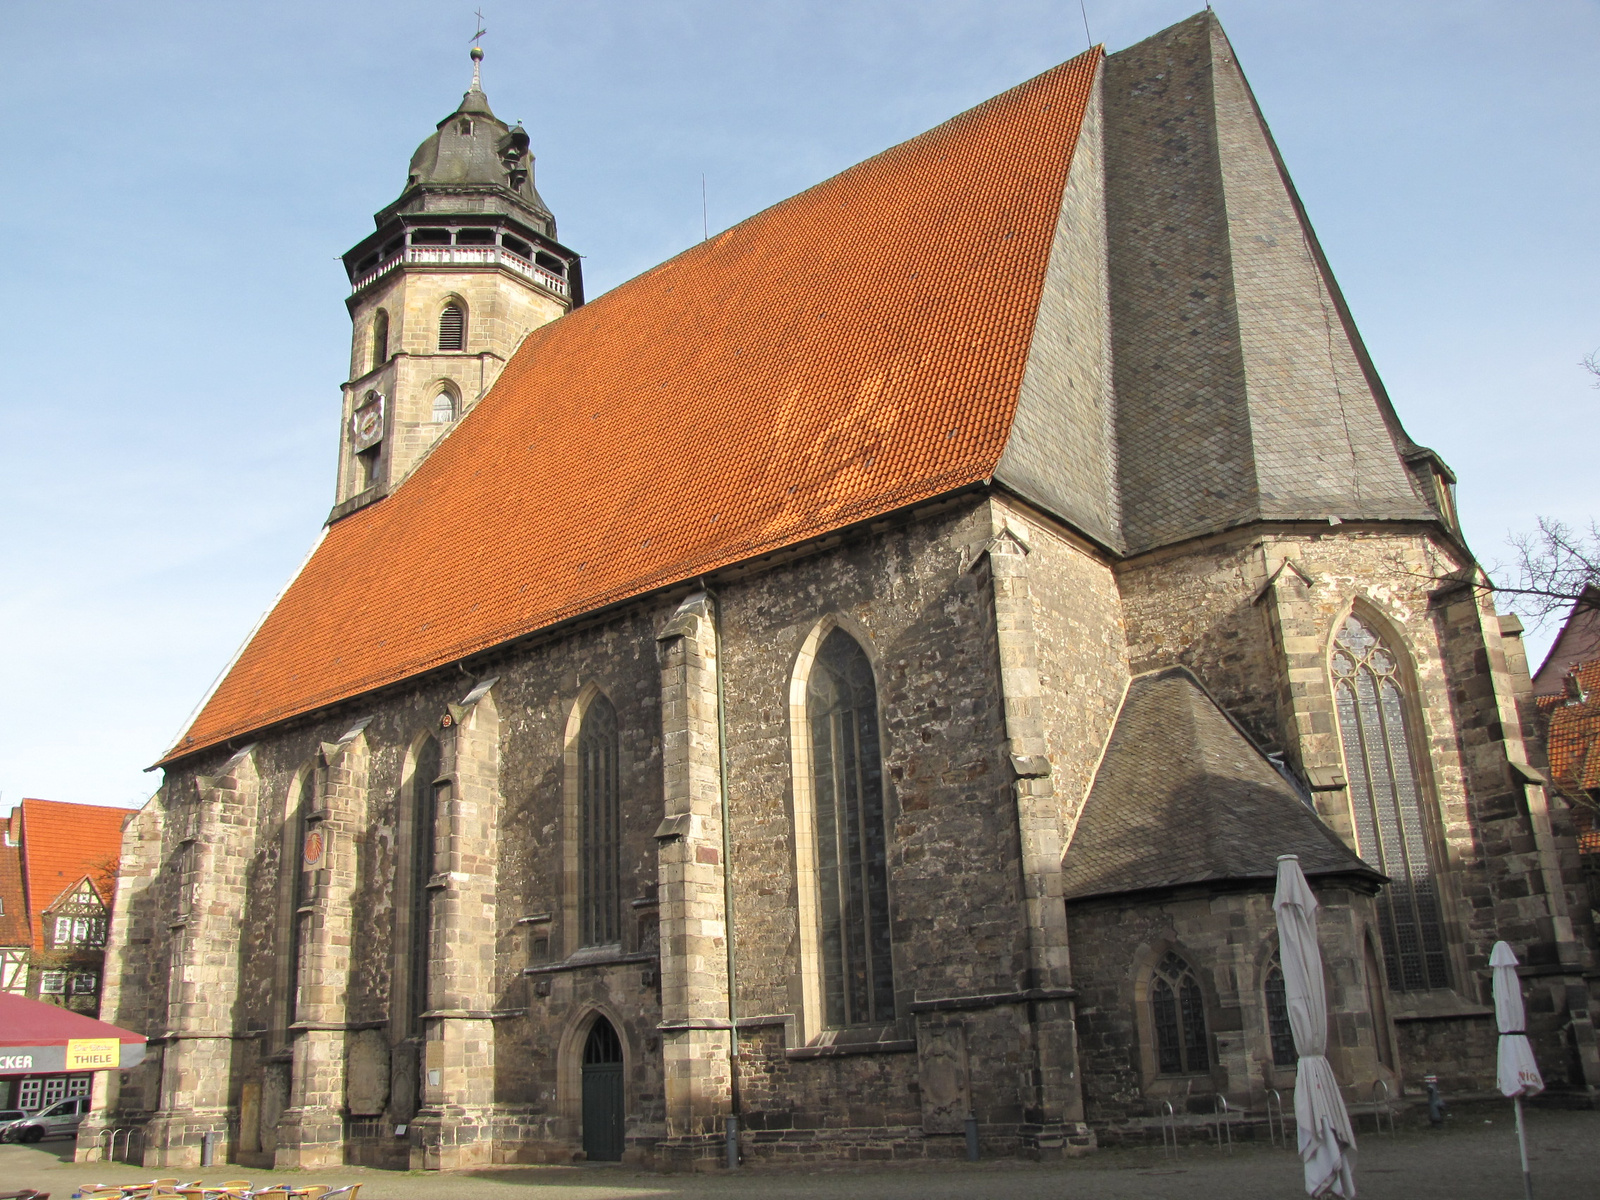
[470,9,486,92]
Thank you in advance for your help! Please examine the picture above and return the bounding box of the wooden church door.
[581,1017,625,1161]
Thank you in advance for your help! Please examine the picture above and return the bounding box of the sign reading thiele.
[65,1038,120,1070]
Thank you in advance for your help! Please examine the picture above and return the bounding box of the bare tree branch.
[1504,516,1600,625]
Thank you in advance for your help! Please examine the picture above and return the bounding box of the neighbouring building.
[88,12,1599,1174]
[0,798,137,1112]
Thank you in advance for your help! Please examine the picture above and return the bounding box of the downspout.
[705,584,741,1167]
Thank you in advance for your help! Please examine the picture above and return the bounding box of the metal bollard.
[201,1129,220,1166]
[725,1115,738,1169]
[965,1114,979,1161]
[1424,1074,1447,1127]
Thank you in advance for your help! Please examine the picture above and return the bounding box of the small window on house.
[459,119,473,135]
[1264,952,1296,1067]
[432,392,457,424]
[39,971,66,995]
[438,303,465,351]
[71,973,97,995]
[1151,952,1209,1075]
[54,916,73,946]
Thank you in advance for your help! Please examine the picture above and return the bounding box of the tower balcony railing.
[351,245,569,298]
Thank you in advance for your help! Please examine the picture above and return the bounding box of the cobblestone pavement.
[8,1104,1595,1199]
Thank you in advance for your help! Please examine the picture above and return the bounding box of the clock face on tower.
[352,393,385,452]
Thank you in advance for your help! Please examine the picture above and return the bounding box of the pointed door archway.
[580,1017,624,1162]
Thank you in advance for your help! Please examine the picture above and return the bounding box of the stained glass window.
[1264,952,1297,1066]
[1332,613,1449,990]
[580,697,621,948]
[409,736,442,1033]
[809,629,894,1028]
[1151,952,1208,1075]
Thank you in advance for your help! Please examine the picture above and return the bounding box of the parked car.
[0,1108,25,1141]
[9,1095,88,1142]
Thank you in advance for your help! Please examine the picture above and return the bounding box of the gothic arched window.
[432,391,456,424]
[579,697,620,947]
[1331,613,1450,991]
[1264,951,1296,1067]
[408,736,442,1034]
[809,629,894,1028]
[1151,952,1208,1075]
[438,302,465,351]
[371,310,389,372]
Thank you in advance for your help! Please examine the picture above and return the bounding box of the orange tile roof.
[1543,660,1600,857]
[16,798,138,954]
[165,48,1104,763]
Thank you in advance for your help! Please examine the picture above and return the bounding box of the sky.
[1,0,1596,810]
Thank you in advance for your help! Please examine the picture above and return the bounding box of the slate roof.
[395,60,555,227]
[164,48,1105,762]
[0,843,27,949]
[1062,667,1377,902]
[14,799,137,955]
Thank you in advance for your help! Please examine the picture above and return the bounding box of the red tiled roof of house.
[163,48,1104,762]
[16,798,137,954]
[1532,587,1600,696]
[1543,659,1600,855]
[0,842,27,948]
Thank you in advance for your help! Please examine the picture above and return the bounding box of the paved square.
[9,1104,1596,1199]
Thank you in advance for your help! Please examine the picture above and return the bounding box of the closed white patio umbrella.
[1274,854,1357,1198]
[1491,940,1543,1200]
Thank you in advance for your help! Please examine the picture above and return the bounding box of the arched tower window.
[1331,613,1450,991]
[371,310,389,372]
[579,697,620,947]
[808,628,894,1028]
[438,303,465,351]
[408,736,442,1034]
[1263,950,1296,1067]
[1151,951,1209,1075]
[432,391,457,424]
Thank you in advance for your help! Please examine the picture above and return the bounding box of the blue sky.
[1,1,1596,809]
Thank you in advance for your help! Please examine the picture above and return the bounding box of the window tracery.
[1151,951,1208,1075]
[1264,951,1296,1067]
[579,696,620,948]
[1331,613,1450,990]
[807,629,894,1028]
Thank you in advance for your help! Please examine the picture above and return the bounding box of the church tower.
[332,46,582,517]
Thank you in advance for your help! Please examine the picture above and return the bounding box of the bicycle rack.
[1158,1099,1177,1159]
[1212,1094,1234,1153]
[1369,1079,1395,1137]
[1265,1088,1287,1148]
[97,1125,143,1163]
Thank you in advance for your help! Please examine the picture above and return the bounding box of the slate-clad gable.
[1061,667,1377,901]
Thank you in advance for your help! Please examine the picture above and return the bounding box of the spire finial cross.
[469,9,486,88]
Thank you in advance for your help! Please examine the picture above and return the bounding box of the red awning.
[0,993,146,1074]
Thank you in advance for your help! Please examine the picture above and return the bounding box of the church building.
[85,12,1599,1172]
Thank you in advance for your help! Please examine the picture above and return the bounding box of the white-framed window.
[67,1075,91,1097]
[71,973,98,995]
[42,1077,66,1106]
[55,916,73,945]
[39,970,66,995]
[16,1079,41,1110]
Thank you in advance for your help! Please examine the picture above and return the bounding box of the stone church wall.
[111,494,1127,1166]
[1067,882,1393,1133]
